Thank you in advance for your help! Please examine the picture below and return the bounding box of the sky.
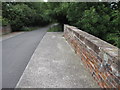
[44,0,48,2]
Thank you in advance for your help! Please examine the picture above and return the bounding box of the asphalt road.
[2,26,49,88]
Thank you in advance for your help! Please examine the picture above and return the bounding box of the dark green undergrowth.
[106,33,120,48]
[21,26,40,31]
[48,24,63,32]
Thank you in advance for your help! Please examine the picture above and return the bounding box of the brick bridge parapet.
[64,24,120,88]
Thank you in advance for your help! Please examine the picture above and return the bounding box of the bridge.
[15,25,119,88]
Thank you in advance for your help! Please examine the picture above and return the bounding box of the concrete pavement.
[2,26,50,88]
[16,32,99,88]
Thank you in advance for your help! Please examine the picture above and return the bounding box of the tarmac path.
[2,26,49,88]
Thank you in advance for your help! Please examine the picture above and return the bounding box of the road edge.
[15,32,47,88]
[1,32,25,41]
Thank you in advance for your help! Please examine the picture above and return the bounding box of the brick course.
[64,24,120,88]
[0,25,12,35]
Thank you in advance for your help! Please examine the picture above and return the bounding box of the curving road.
[2,26,50,88]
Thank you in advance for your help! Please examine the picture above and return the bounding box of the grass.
[48,24,63,32]
[21,26,40,31]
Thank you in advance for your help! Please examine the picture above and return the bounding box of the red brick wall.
[0,25,12,35]
[64,24,120,88]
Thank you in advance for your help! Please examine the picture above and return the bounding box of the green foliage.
[3,3,36,30]
[81,7,99,34]
[106,33,119,46]
[48,24,63,32]
[2,2,120,48]
[0,16,2,25]
[21,26,31,31]
[67,2,120,48]
[21,26,40,31]
[2,18,9,26]
[0,16,9,26]
[2,2,49,31]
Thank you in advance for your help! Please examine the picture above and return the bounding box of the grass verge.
[48,24,63,32]
[21,26,40,31]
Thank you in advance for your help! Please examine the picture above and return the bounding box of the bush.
[48,24,63,32]
[67,2,120,48]
[21,26,31,31]
[2,3,38,31]
[106,31,120,48]
[20,26,40,31]
[0,16,9,26]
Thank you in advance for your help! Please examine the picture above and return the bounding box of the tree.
[2,2,120,48]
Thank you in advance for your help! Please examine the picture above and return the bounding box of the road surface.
[2,26,49,88]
